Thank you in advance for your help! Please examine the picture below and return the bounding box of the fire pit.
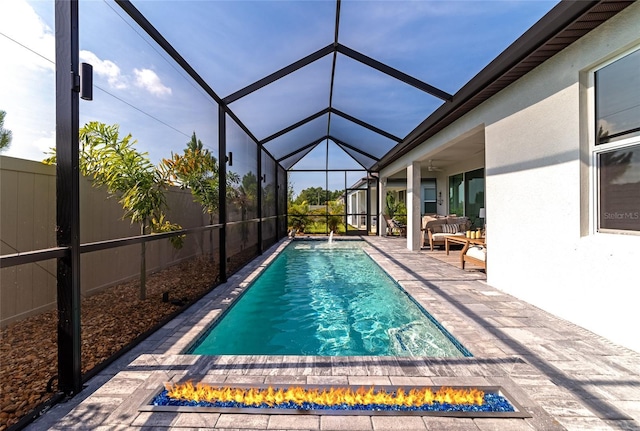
[142,383,531,418]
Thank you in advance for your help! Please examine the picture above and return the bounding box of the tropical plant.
[233,171,258,217]
[0,110,12,152]
[394,202,407,225]
[162,132,239,260]
[386,192,398,218]
[327,200,344,233]
[229,171,257,247]
[163,133,220,222]
[386,192,407,225]
[288,201,310,234]
[44,121,183,300]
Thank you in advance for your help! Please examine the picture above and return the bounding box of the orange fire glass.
[164,382,485,408]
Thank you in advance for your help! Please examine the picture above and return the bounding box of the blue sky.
[0,0,558,195]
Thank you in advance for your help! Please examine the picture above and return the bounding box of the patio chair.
[383,214,406,237]
[461,241,486,270]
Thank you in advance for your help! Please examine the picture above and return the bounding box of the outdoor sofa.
[420,215,471,251]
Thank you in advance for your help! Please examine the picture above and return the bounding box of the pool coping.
[127,236,540,421]
[181,237,472,358]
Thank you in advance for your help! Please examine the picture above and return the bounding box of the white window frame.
[589,45,640,235]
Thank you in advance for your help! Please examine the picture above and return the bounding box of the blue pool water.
[189,240,470,357]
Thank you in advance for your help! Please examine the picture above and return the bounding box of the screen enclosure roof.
[120,0,632,173]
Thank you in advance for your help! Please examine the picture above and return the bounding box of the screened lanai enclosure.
[0,0,581,428]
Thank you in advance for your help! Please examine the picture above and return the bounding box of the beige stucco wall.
[382,3,640,353]
[0,156,214,326]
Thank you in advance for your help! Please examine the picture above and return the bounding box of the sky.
[0,0,558,195]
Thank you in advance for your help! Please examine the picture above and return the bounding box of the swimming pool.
[189,240,470,357]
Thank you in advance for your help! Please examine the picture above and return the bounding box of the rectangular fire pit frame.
[140,383,532,418]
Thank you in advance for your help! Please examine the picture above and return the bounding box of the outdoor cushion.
[466,245,486,261]
[423,218,446,229]
[431,232,464,239]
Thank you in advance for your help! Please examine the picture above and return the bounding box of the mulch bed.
[0,248,257,430]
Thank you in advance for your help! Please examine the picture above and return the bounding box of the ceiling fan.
[427,160,442,172]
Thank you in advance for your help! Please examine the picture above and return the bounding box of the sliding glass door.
[449,168,485,228]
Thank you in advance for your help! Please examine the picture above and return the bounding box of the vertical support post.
[284,168,289,237]
[378,177,386,236]
[325,140,329,235]
[55,0,82,395]
[366,176,371,234]
[218,106,227,283]
[343,171,347,234]
[406,161,421,251]
[275,164,280,239]
[257,146,263,254]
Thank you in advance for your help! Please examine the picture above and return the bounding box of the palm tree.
[0,110,12,152]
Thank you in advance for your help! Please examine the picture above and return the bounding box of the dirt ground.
[0,249,257,431]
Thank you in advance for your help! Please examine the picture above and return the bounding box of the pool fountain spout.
[328,231,334,244]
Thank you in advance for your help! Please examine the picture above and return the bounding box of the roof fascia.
[373,0,626,170]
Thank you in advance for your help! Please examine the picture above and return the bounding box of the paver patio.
[25,236,640,431]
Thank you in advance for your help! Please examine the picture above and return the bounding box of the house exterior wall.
[382,2,640,353]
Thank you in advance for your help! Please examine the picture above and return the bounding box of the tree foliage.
[386,192,407,224]
[294,187,342,205]
[0,110,12,152]
[44,121,183,299]
[162,132,240,222]
[288,200,310,233]
[163,133,220,221]
[327,200,345,233]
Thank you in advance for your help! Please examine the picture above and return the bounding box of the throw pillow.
[442,223,459,234]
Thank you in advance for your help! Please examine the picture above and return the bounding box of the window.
[595,49,640,144]
[598,145,640,231]
[422,179,437,215]
[594,49,640,233]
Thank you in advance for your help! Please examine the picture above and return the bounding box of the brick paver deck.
[26,236,640,431]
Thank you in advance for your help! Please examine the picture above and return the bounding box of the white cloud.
[0,0,54,72]
[0,0,55,162]
[80,50,128,90]
[134,68,172,97]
